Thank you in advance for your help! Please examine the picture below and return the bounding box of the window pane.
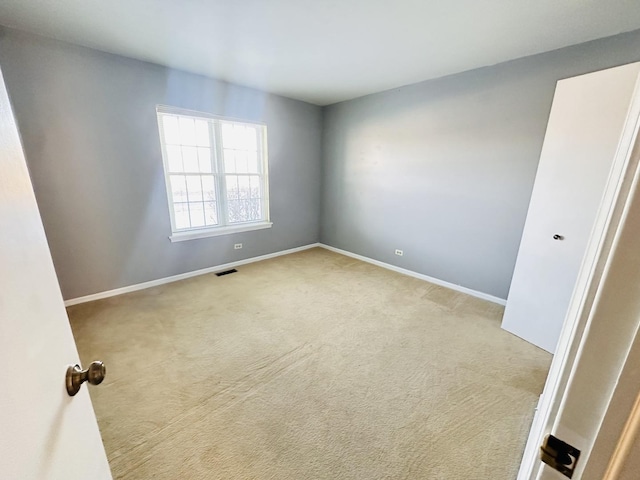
[205,201,218,226]
[195,120,210,147]
[162,115,180,145]
[227,199,251,224]
[186,176,203,202]
[189,202,205,227]
[235,126,247,150]
[201,175,216,202]
[249,199,262,220]
[227,200,238,223]
[170,175,188,203]
[226,175,239,200]
[182,146,199,172]
[173,203,190,230]
[245,126,258,151]
[179,117,196,145]
[166,145,183,172]
[240,200,250,222]
[249,175,261,198]
[221,123,236,149]
[224,149,236,173]
[237,176,250,199]
[197,147,212,173]
[247,151,259,173]
[227,199,262,223]
[235,151,248,173]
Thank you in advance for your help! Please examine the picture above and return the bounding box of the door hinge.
[540,434,581,478]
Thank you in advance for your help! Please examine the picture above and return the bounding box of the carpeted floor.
[68,248,551,479]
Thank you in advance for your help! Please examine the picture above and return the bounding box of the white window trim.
[156,105,271,241]
[169,221,273,242]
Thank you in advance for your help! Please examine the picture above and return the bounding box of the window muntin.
[157,107,269,239]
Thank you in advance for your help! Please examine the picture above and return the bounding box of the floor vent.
[215,269,238,277]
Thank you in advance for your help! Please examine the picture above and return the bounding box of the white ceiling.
[1,1,640,106]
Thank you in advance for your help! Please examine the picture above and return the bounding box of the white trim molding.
[319,244,507,306]
[64,243,320,307]
[169,221,272,242]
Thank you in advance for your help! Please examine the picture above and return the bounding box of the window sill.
[169,222,273,242]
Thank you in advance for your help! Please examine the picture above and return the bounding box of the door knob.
[553,234,565,240]
[66,361,106,396]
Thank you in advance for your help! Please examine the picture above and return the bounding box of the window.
[156,106,271,241]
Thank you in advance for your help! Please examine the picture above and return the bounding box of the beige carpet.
[68,248,551,479]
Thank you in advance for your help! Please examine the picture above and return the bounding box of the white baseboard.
[64,242,506,308]
[64,243,321,307]
[318,244,507,306]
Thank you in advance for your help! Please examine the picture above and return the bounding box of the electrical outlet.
[234,243,243,250]
[395,249,403,256]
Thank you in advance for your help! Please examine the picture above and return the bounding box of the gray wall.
[4,26,640,303]
[320,29,640,300]
[0,28,323,300]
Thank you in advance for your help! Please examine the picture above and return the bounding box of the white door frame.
[518,72,640,478]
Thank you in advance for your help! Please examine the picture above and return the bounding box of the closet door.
[501,63,640,354]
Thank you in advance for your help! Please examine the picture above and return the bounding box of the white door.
[502,62,640,353]
[0,68,111,479]
[518,65,640,479]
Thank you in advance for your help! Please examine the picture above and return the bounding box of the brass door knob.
[66,361,106,396]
